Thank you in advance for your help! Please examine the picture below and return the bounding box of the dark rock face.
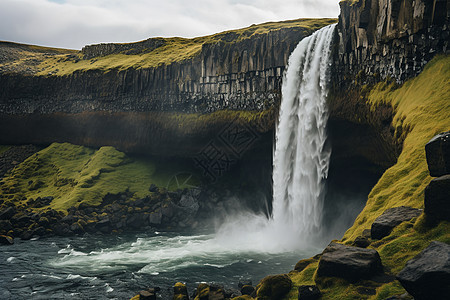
[424,175,450,222]
[335,0,449,85]
[298,285,321,300]
[397,241,450,300]
[371,206,422,240]
[173,282,189,300]
[316,242,383,281]
[425,131,450,177]
[0,145,41,178]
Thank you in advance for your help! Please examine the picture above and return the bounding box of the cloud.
[0,0,340,49]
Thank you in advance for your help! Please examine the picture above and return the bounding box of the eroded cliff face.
[335,0,449,84]
[0,25,329,115]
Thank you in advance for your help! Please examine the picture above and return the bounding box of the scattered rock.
[149,184,158,192]
[0,206,16,220]
[149,212,162,225]
[139,290,156,300]
[316,242,383,281]
[353,236,370,248]
[256,274,292,300]
[238,279,252,289]
[298,285,321,300]
[425,131,450,177]
[0,235,14,245]
[371,206,422,240]
[240,285,255,296]
[424,175,450,222]
[397,241,450,300]
[173,282,189,300]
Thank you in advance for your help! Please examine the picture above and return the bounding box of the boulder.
[298,285,321,300]
[425,131,450,177]
[173,282,189,300]
[353,236,370,248]
[424,175,450,222]
[397,241,450,300]
[240,285,255,296]
[256,274,292,300]
[316,242,383,281]
[0,206,16,220]
[149,212,162,225]
[194,283,226,300]
[139,290,156,300]
[238,279,253,289]
[371,206,422,240]
[0,235,14,245]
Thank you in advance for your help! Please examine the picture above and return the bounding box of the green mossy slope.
[278,55,450,300]
[0,143,200,212]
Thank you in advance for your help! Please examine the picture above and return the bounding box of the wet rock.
[95,218,111,233]
[424,175,450,222]
[316,242,383,281]
[397,241,450,300]
[178,194,199,215]
[425,131,450,177]
[139,289,156,300]
[240,285,255,296]
[0,206,16,220]
[371,206,422,240]
[238,279,253,289]
[298,285,321,300]
[257,274,292,300]
[173,282,189,300]
[0,234,14,245]
[0,220,12,234]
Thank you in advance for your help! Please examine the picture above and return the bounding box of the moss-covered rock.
[256,274,292,300]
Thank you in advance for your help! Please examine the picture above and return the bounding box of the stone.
[298,285,321,300]
[316,242,383,281]
[149,184,158,192]
[257,274,292,300]
[371,206,422,240]
[0,206,16,220]
[238,279,252,289]
[173,282,189,300]
[424,175,450,222]
[0,234,14,245]
[240,285,255,296]
[139,290,156,300]
[425,131,450,177]
[397,241,450,300]
[0,220,12,234]
[353,236,370,248]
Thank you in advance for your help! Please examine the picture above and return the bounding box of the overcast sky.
[0,0,340,50]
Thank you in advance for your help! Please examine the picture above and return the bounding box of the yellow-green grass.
[342,55,450,242]
[0,142,200,212]
[0,18,336,76]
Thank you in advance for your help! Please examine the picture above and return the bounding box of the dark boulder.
[371,206,422,240]
[316,242,383,281]
[0,234,14,245]
[240,285,255,296]
[238,279,252,289]
[0,220,12,234]
[397,241,450,300]
[139,289,156,300]
[149,212,162,225]
[353,236,370,248]
[256,274,292,300]
[425,131,450,177]
[298,285,321,300]
[0,206,16,220]
[424,175,450,222]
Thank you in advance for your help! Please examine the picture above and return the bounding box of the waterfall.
[215,24,336,251]
[271,24,336,242]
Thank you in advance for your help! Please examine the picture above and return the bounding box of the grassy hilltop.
[0,18,336,76]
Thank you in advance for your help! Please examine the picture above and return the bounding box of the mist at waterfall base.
[0,24,368,299]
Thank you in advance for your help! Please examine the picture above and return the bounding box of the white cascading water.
[271,23,336,243]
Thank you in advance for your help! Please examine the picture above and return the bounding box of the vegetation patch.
[0,142,200,212]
